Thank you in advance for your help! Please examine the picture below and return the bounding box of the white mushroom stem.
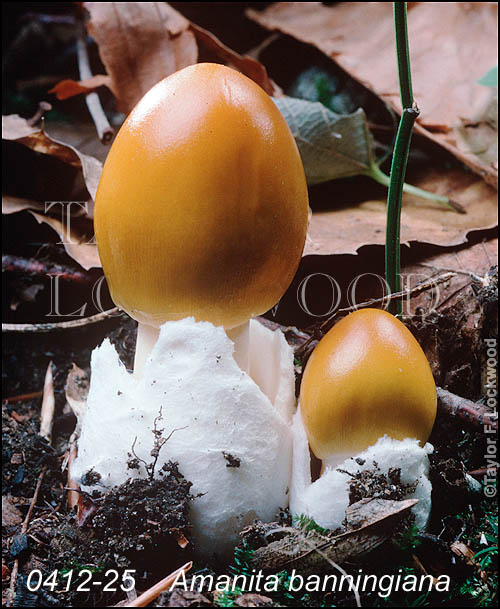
[226,320,250,374]
[134,320,252,378]
[134,323,160,377]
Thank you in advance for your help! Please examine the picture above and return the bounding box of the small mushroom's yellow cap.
[300,308,437,460]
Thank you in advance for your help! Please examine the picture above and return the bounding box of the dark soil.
[44,463,192,607]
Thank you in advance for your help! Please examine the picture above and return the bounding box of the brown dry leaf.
[48,74,112,101]
[451,541,488,581]
[455,89,498,170]
[3,115,102,269]
[2,195,90,218]
[83,2,276,115]
[234,594,274,607]
[248,2,498,188]
[84,2,198,114]
[305,167,497,256]
[30,212,100,271]
[2,195,46,215]
[250,497,417,572]
[2,114,102,201]
[167,590,212,607]
[403,238,497,313]
[190,23,275,96]
[2,496,23,527]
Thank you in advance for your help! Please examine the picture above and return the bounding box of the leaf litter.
[2,3,498,607]
[247,1,498,188]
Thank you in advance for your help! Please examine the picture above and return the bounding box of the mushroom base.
[290,407,433,531]
[72,317,296,560]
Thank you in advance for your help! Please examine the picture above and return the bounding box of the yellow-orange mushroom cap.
[300,308,437,464]
[94,63,309,329]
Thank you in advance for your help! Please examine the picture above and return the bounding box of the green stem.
[386,107,418,315]
[367,164,465,213]
[394,2,413,109]
[386,2,415,317]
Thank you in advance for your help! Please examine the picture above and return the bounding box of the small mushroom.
[94,63,309,375]
[300,308,437,469]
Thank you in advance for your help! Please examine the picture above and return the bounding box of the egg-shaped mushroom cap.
[300,308,437,460]
[94,63,309,328]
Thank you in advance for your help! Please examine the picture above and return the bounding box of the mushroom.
[94,63,309,376]
[300,308,437,470]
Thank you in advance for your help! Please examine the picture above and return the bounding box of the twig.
[295,272,455,360]
[437,387,497,431]
[26,101,52,127]
[2,254,94,284]
[6,468,47,607]
[121,562,193,607]
[2,306,123,332]
[417,263,491,286]
[3,390,43,404]
[66,444,80,511]
[320,272,455,333]
[436,282,472,311]
[300,536,362,608]
[39,362,55,443]
[7,369,55,607]
[468,467,498,478]
[77,33,114,144]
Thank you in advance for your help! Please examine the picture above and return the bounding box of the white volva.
[72,318,295,559]
[290,407,433,530]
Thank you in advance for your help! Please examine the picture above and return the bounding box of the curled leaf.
[274,96,374,184]
[49,74,112,101]
[84,1,198,114]
[2,114,102,201]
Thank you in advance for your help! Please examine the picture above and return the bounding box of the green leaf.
[478,66,498,87]
[273,96,461,212]
[273,96,375,185]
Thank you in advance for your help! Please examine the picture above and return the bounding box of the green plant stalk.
[394,1,413,109]
[366,164,465,213]
[386,2,416,316]
[386,108,419,315]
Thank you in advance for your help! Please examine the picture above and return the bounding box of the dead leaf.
[2,115,102,269]
[66,445,80,512]
[403,238,498,315]
[250,497,417,572]
[305,167,497,256]
[84,2,198,114]
[172,530,190,549]
[190,23,275,96]
[2,496,23,527]
[455,89,498,169]
[248,2,498,188]
[274,97,375,184]
[49,74,112,101]
[234,594,274,607]
[2,194,90,218]
[167,590,212,607]
[30,212,100,270]
[2,195,46,215]
[2,114,102,201]
[451,541,488,581]
[82,2,276,115]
